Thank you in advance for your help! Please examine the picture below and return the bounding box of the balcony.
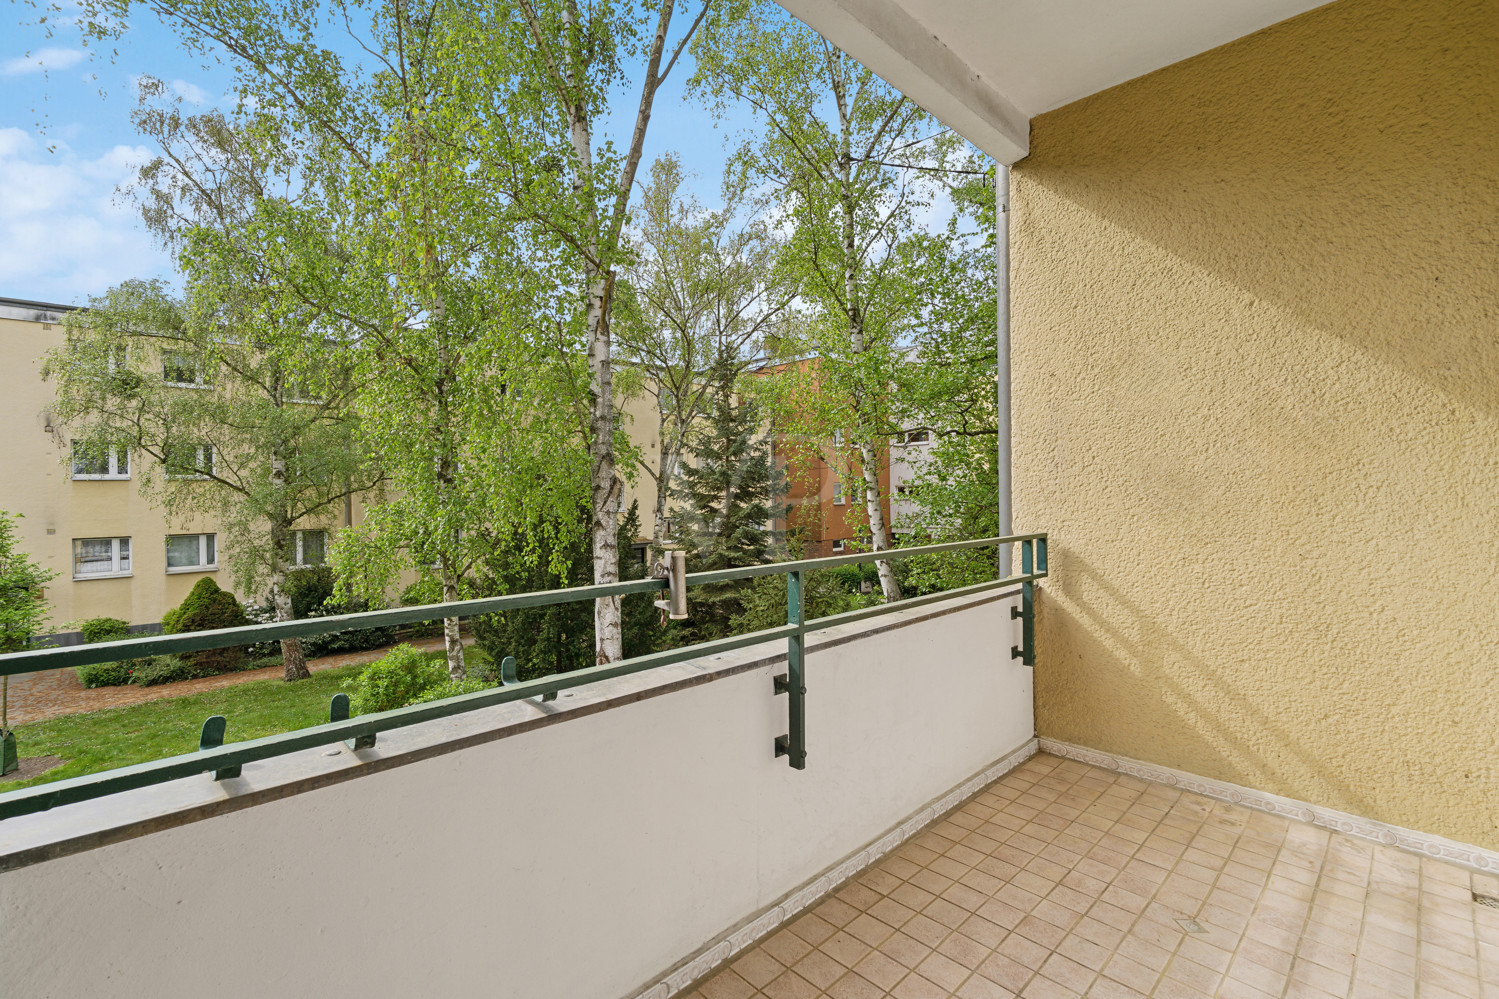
[1,529,1494,998]
[4,0,1494,995]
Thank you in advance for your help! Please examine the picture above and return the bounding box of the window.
[162,350,212,388]
[831,539,846,553]
[905,430,931,445]
[166,533,216,572]
[287,529,327,568]
[832,429,844,447]
[74,537,131,578]
[283,377,324,405]
[71,441,129,479]
[833,477,846,505]
[164,443,215,479]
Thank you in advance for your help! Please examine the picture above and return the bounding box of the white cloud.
[170,79,210,106]
[0,127,173,304]
[2,47,87,76]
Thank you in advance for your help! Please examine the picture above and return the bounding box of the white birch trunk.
[652,402,675,549]
[269,454,311,680]
[856,438,902,601]
[834,54,901,603]
[440,556,465,681]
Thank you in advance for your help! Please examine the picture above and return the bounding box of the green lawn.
[3,658,420,792]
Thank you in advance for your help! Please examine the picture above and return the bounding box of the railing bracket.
[779,569,807,770]
[502,655,555,702]
[198,716,241,780]
[1008,537,1046,666]
[773,673,788,695]
[329,694,376,750]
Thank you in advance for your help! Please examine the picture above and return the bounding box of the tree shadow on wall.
[1035,546,1379,821]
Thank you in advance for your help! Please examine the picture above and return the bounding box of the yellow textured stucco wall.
[1012,0,1498,848]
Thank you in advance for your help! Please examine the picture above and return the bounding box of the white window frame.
[832,476,846,506]
[162,350,213,389]
[164,443,215,480]
[73,537,132,579]
[165,533,217,573]
[831,539,846,553]
[283,377,325,406]
[905,430,931,445]
[290,529,328,568]
[70,441,130,480]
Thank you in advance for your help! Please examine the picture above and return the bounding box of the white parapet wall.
[0,590,1034,999]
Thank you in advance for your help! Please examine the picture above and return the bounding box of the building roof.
[0,297,80,324]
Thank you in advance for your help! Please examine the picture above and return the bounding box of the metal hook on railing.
[329,693,376,750]
[198,715,241,780]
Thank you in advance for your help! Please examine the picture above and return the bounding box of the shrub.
[242,601,280,659]
[728,570,875,635]
[406,677,491,706]
[161,577,251,674]
[284,566,336,619]
[343,644,446,715]
[244,580,398,662]
[163,577,250,634]
[75,659,138,688]
[300,598,399,659]
[80,616,131,644]
[462,647,498,684]
[74,616,139,686]
[130,655,197,687]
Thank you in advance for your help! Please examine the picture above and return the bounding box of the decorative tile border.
[1039,737,1499,875]
[627,737,1041,999]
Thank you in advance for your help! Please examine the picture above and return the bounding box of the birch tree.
[58,6,585,679]
[60,0,713,665]
[616,154,797,548]
[438,0,714,664]
[693,1,973,601]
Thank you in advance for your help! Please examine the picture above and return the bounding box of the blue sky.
[2,7,754,306]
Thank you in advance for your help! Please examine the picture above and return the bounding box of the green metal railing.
[0,533,1047,820]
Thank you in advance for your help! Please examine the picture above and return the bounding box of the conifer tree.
[670,361,784,639]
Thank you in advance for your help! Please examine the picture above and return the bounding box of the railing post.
[1011,539,1035,666]
[198,716,241,780]
[775,569,807,770]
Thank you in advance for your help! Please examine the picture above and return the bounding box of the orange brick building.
[752,359,893,559]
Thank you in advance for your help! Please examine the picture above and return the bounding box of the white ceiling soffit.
[776,0,1335,163]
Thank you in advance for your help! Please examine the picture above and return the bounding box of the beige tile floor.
[684,754,1499,999]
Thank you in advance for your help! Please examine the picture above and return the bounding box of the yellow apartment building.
[0,295,664,641]
[1,296,246,639]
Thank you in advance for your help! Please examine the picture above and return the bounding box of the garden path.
[3,635,472,726]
